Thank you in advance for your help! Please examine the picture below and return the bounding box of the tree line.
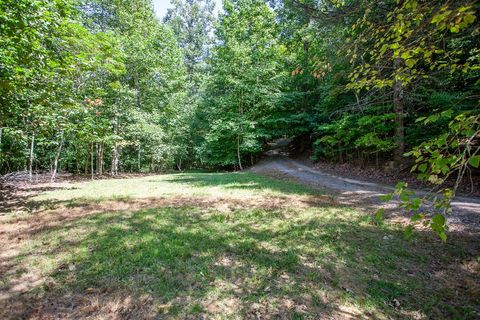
[1,0,478,183]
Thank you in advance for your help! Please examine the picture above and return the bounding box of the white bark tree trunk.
[237,135,243,170]
[51,130,64,182]
[28,132,35,181]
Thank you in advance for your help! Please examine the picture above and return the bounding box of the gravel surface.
[251,156,480,234]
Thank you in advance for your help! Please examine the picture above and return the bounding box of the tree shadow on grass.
[2,205,479,319]
[0,183,78,216]
[160,172,324,197]
[4,172,322,220]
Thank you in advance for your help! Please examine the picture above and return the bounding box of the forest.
[1,0,478,177]
[0,0,480,319]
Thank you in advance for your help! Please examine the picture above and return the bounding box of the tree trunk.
[137,143,141,172]
[237,134,243,170]
[91,143,94,180]
[0,124,3,155]
[117,146,122,172]
[393,58,405,165]
[28,132,35,181]
[111,143,118,176]
[100,143,105,175]
[111,113,119,175]
[51,130,64,182]
[238,89,244,171]
[111,110,118,176]
[100,144,103,174]
[176,158,182,171]
[96,143,104,175]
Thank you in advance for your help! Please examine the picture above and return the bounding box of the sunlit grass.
[2,172,478,319]
[33,172,322,203]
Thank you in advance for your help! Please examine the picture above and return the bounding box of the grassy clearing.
[1,172,479,319]
[33,172,322,202]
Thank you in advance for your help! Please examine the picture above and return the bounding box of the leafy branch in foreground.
[375,112,480,241]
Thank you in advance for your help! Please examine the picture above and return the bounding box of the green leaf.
[418,163,427,173]
[432,214,446,226]
[438,231,447,242]
[411,197,421,210]
[405,59,416,68]
[373,208,385,224]
[468,155,480,168]
[380,194,393,201]
[404,225,414,240]
[411,212,424,222]
[395,181,407,189]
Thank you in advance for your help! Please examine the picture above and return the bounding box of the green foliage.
[1,0,478,241]
[313,113,396,160]
[164,0,215,91]
[200,0,282,168]
[0,0,189,174]
[379,112,479,241]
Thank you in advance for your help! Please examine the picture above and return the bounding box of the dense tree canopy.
[1,0,479,233]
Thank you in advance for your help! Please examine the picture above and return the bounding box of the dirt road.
[251,156,480,233]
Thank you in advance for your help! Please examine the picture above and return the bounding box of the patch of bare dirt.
[0,289,158,320]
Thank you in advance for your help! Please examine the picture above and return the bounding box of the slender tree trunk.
[111,118,118,176]
[355,92,361,107]
[99,143,104,175]
[137,143,141,172]
[96,143,104,175]
[111,114,119,176]
[237,135,243,170]
[0,123,3,170]
[28,131,35,181]
[97,144,100,175]
[111,143,118,176]
[51,130,64,182]
[117,146,122,172]
[393,58,405,165]
[0,123,3,155]
[91,143,94,180]
[85,154,88,175]
[101,144,104,174]
[176,158,182,171]
[238,89,244,171]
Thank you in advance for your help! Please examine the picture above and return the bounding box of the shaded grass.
[1,172,479,319]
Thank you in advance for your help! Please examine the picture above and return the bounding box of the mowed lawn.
[0,173,478,319]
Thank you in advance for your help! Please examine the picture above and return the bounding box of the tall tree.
[202,0,282,169]
[164,0,215,91]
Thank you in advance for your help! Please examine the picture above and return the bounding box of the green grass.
[1,172,479,319]
[33,172,322,203]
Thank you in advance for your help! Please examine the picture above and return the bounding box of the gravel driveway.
[251,156,480,234]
